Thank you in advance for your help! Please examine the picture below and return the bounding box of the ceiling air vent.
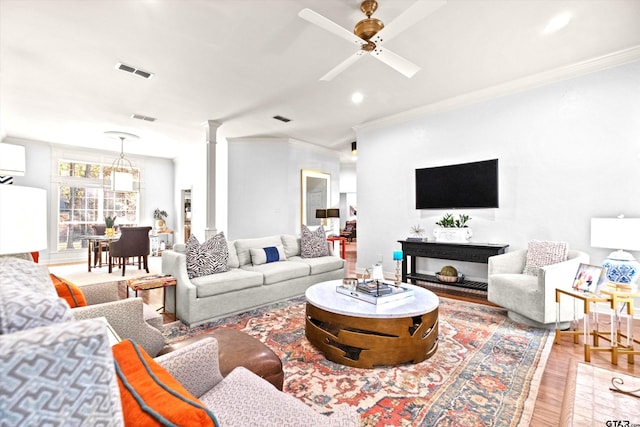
[131,114,157,122]
[273,115,291,123]
[115,62,154,79]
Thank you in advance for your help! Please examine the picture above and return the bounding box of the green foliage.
[153,208,168,220]
[435,213,471,228]
[104,215,115,228]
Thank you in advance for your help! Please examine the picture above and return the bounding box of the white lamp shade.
[0,143,26,176]
[112,171,134,192]
[590,218,640,251]
[0,185,47,254]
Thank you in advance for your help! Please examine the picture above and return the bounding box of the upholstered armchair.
[487,248,589,328]
[109,226,152,276]
[340,220,356,241]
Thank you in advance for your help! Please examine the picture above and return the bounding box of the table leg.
[87,240,92,272]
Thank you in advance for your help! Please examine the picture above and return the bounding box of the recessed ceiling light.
[131,113,157,122]
[543,12,572,34]
[351,92,364,104]
[273,115,291,123]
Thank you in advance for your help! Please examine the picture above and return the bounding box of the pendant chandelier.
[104,131,139,192]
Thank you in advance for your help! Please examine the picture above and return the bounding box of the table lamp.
[590,217,640,288]
[0,185,47,260]
[315,209,327,227]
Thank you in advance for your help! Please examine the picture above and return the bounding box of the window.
[56,158,139,252]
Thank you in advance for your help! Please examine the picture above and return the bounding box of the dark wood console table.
[398,240,509,291]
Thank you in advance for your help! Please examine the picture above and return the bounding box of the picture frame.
[572,263,606,293]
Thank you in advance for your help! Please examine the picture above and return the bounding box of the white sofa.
[162,234,345,326]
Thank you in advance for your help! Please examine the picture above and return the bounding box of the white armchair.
[487,249,589,328]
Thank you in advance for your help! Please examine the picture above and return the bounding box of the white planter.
[433,227,472,243]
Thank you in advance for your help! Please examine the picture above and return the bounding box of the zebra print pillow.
[301,225,329,258]
[186,233,229,279]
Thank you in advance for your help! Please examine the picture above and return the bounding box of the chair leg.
[108,255,112,273]
[143,255,149,273]
[121,259,126,276]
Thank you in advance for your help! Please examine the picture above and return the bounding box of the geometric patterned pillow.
[0,319,124,426]
[0,287,74,335]
[300,225,329,258]
[0,256,57,296]
[186,233,229,279]
[522,240,569,276]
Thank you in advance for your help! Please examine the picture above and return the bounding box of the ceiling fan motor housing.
[355,0,383,41]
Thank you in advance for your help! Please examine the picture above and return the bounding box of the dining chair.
[109,226,152,276]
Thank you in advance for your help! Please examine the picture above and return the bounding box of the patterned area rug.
[162,296,553,427]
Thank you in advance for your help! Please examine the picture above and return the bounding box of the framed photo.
[572,263,605,293]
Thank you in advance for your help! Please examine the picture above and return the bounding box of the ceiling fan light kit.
[299,0,446,81]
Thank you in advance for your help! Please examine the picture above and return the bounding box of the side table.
[127,275,177,318]
[600,287,640,365]
[327,236,346,259]
[555,288,612,362]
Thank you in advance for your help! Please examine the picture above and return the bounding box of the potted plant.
[433,213,472,243]
[104,215,116,237]
[153,208,168,231]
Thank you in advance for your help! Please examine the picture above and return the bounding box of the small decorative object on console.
[436,265,464,283]
[408,224,425,241]
[434,213,473,243]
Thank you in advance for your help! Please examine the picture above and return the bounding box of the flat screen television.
[415,159,499,209]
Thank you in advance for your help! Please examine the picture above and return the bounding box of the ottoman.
[158,328,284,390]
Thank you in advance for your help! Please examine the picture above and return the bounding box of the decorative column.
[204,120,222,240]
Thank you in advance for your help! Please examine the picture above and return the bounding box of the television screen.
[415,159,499,209]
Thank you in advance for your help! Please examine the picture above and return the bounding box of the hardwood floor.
[141,241,639,424]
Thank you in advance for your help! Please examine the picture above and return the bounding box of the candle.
[393,250,403,261]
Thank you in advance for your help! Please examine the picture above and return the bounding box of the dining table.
[80,234,120,272]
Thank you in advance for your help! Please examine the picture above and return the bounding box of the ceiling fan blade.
[320,51,365,81]
[370,47,420,78]
[299,8,364,45]
[372,0,447,44]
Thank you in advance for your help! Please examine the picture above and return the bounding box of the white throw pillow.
[522,240,569,276]
[250,245,287,265]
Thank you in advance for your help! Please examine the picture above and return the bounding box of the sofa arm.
[162,250,197,318]
[72,298,165,357]
[155,337,224,398]
[78,281,120,305]
[488,249,526,275]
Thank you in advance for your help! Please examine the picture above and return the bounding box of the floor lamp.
[0,185,47,260]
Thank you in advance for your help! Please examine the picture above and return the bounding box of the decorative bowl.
[436,273,464,283]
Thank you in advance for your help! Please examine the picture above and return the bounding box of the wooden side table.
[554,288,612,362]
[127,275,177,316]
[327,236,347,259]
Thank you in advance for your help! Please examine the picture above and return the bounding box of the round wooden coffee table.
[305,280,439,368]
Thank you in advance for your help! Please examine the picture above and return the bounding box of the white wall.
[227,138,341,240]
[356,60,640,278]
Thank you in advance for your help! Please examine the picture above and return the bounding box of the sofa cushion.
[227,239,240,269]
[186,233,229,279]
[281,234,301,258]
[0,256,56,296]
[289,255,345,275]
[112,339,218,426]
[50,274,87,308]
[235,235,284,266]
[0,287,74,335]
[250,245,287,265]
[301,225,329,258]
[241,261,310,285]
[523,240,569,276]
[191,269,264,298]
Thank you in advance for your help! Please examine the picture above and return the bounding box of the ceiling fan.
[299,0,446,81]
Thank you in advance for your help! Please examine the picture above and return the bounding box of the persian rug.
[162,296,553,427]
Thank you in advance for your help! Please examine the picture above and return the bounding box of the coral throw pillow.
[50,274,87,308]
[112,339,219,427]
[522,240,569,276]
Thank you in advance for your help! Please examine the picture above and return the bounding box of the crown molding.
[354,45,640,135]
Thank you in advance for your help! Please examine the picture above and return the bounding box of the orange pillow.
[50,274,87,308]
[112,340,219,427]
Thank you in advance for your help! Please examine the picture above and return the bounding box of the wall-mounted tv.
[415,159,499,209]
